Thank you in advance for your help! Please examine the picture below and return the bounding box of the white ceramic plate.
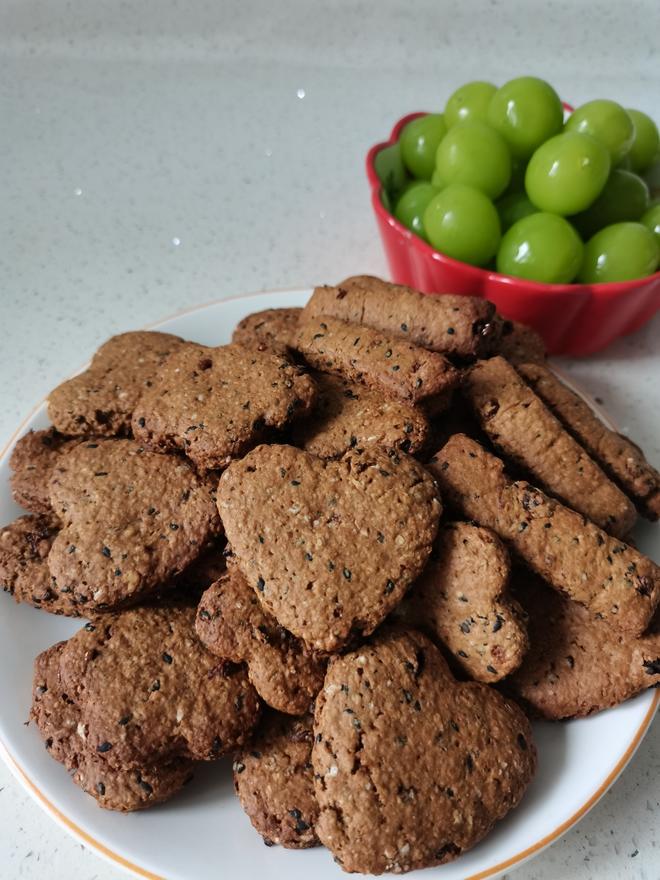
[0,289,657,880]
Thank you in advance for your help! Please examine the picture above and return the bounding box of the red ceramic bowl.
[366,112,660,356]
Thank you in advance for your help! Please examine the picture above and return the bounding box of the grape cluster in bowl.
[382,77,660,285]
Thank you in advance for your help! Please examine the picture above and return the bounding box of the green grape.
[572,169,649,239]
[487,76,563,160]
[497,191,536,231]
[423,183,501,266]
[374,143,408,203]
[435,120,511,199]
[445,81,497,128]
[497,213,583,283]
[579,222,659,283]
[394,182,439,240]
[525,131,610,215]
[565,100,634,164]
[627,110,660,173]
[400,114,448,180]
[641,203,660,247]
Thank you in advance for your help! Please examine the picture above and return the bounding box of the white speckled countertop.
[1,1,659,877]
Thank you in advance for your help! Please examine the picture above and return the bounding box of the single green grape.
[487,76,563,160]
[423,183,501,266]
[525,131,610,215]
[374,143,408,203]
[641,203,660,247]
[565,99,634,164]
[572,169,649,239]
[627,110,660,173]
[400,114,448,180]
[394,182,439,240]
[445,81,497,128]
[497,191,537,231]
[435,120,511,199]
[497,213,583,283]
[579,222,659,283]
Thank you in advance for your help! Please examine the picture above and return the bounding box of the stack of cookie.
[3,275,660,875]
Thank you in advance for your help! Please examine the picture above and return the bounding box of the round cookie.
[58,605,260,769]
[132,342,318,472]
[293,372,430,459]
[9,428,79,514]
[509,573,660,719]
[0,513,81,616]
[401,522,528,682]
[31,642,195,811]
[196,567,326,715]
[47,439,221,610]
[48,331,186,437]
[232,308,302,354]
[312,628,536,874]
[233,711,319,848]
[217,444,441,653]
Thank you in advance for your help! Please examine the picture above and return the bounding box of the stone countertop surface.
[0,0,659,877]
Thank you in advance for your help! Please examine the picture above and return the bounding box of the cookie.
[429,434,660,637]
[31,643,195,811]
[463,357,637,537]
[10,428,78,514]
[196,567,326,715]
[495,320,546,365]
[232,308,302,354]
[48,331,186,437]
[132,343,317,471]
[294,315,459,408]
[0,513,81,616]
[218,444,441,652]
[402,522,528,682]
[304,275,499,359]
[293,371,430,458]
[519,362,660,521]
[47,439,220,611]
[233,711,319,848]
[312,627,536,874]
[509,573,660,719]
[57,605,260,769]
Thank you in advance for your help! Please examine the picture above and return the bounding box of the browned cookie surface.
[402,523,528,682]
[10,428,79,514]
[196,568,325,715]
[429,434,660,637]
[463,357,637,537]
[232,308,302,353]
[57,605,260,769]
[132,343,317,471]
[313,628,536,874]
[495,320,546,365]
[509,574,660,719]
[31,642,195,811]
[304,275,499,358]
[48,331,186,437]
[47,439,220,611]
[234,712,319,848]
[294,315,459,407]
[218,444,441,653]
[519,362,660,521]
[0,513,81,616]
[293,372,429,458]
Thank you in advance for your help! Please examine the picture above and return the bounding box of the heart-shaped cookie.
[313,628,536,874]
[217,444,441,653]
